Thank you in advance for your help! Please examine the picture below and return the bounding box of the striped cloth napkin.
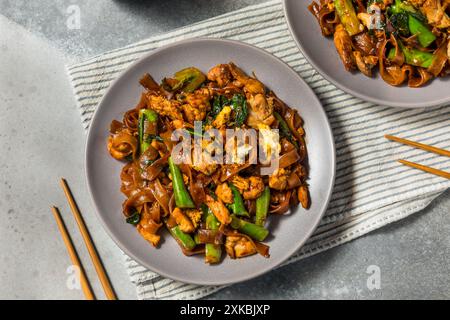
[67,0,450,299]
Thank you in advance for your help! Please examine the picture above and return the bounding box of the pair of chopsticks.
[52,178,117,300]
[385,135,450,179]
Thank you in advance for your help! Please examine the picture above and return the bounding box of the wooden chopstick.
[385,134,450,158]
[60,178,117,300]
[51,206,95,300]
[399,159,450,180]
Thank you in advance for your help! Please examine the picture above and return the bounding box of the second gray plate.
[86,38,335,285]
[283,0,450,108]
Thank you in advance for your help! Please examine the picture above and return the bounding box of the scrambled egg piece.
[212,106,232,128]
[191,152,218,176]
[185,209,202,229]
[258,123,281,159]
[181,88,211,123]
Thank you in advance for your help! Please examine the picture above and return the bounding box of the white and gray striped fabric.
[67,0,450,299]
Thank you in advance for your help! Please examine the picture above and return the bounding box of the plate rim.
[282,0,450,108]
[85,37,336,286]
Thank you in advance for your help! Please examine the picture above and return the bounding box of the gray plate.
[85,38,336,286]
[283,0,450,108]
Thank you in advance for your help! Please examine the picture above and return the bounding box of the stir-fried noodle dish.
[309,0,450,87]
[107,63,310,263]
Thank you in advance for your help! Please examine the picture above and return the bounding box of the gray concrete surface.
[0,0,449,300]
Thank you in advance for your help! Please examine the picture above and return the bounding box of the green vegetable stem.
[229,183,250,217]
[173,67,206,93]
[138,109,158,154]
[255,187,270,226]
[274,111,299,149]
[168,156,195,209]
[169,225,196,250]
[388,41,435,68]
[202,205,222,264]
[230,216,269,242]
[334,0,362,36]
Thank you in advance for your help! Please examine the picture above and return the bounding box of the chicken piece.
[137,227,161,247]
[230,175,250,193]
[230,175,264,200]
[181,88,211,123]
[171,207,195,233]
[410,0,450,28]
[225,235,257,259]
[227,63,274,128]
[205,194,232,225]
[207,64,232,87]
[243,176,265,200]
[185,209,202,228]
[246,93,275,128]
[269,168,290,191]
[228,62,265,95]
[334,24,356,71]
[146,93,183,120]
[215,183,233,204]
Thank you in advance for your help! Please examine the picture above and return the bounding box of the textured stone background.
[0,0,448,299]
